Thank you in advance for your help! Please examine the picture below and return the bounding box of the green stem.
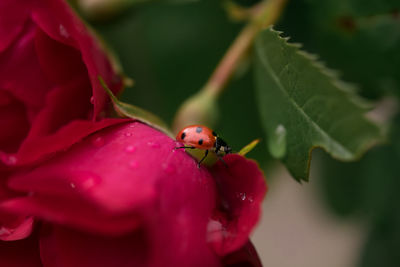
[172,0,287,132]
[204,0,287,97]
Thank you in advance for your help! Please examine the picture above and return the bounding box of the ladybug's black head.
[215,137,232,154]
[224,145,232,154]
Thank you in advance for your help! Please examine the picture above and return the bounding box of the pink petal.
[0,216,34,241]
[7,122,221,265]
[17,118,128,165]
[209,154,267,255]
[5,123,215,236]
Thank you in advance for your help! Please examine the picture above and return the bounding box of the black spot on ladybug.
[181,132,186,140]
[196,127,203,133]
[212,131,217,136]
[198,139,203,145]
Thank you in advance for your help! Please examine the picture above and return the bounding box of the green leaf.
[293,0,400,99]
[99,76,173,137]
[317,114,400,266]
[253,27,384,182]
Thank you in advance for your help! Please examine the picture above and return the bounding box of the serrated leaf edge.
[255,27,384,181]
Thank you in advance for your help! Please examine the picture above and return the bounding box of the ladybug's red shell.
[176,125,216,149]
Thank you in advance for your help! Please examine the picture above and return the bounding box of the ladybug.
[175,125,232,167]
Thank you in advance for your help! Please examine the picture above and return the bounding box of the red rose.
[0,0,122,167]
[0,121,267,266]
[0,1,267,266]
[0,0,123,241]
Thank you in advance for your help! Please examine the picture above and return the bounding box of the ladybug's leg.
[174,146,196,150]
[217,155,228,168]
[197,150,209,168]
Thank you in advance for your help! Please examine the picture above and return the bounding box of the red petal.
[0,91,29,154]
[31,0,122,119]
[0,23,52,111]
[6,123,215,235]
[0,230,41,267]
[222,241,263,267]
[17,118,128,165]
[0,1,29,52]
[0,176,34,241]
[34,27,88,86]
[39,224,148,267]
[209,154,267,255]
[0,217,33,241]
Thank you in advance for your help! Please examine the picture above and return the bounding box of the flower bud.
[172,89,219,134]
[77,0,132,20]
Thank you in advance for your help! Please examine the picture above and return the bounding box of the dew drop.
[125,145,136,153]
[162,163,176,174]
[236,192,247,201]
[0,152,17,166]
[76,174,101,191]
[147,142,160,148]
[269,124,287,159]
[91,136,105,147]
[90,96,95,105]
[129,160,139,169]
[70,182,76,189]
[5,155,16,166]
[81,176,98,190]
[125,132,132,137]
[59,24,69,38]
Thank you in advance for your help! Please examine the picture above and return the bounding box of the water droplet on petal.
[59,24,69,38]
[125,145,136,153]
[81,177,98,190]
[125,132,132,137]
[147,142,160,148]
[91,136,105,147]
[0,152,17,166]
[162,163,176,174]
[129,160,139,169]
[75,174,101,191]
[236,192,247,201]
[90,96,95,104]
[269,124,287,159]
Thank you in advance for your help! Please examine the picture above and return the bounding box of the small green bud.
[77,0,133,20]
[172,89,219,134]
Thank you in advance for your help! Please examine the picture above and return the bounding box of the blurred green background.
[75,0,400,266]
